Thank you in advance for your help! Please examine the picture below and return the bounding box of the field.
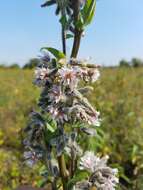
[0,67,143,189]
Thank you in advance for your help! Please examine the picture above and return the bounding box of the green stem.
[71,0,82,58]
[57,154,69,190]
[69,147,76,178]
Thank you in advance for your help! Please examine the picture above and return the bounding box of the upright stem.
[51,179,57,190]
[62,27,66,55]
[69,147,76,178]
[57,154,69,190]
[71,30,82,58]
[71,0,82,58]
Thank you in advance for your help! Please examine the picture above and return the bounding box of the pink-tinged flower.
[49,85,65,103]
[58,67,79,89]
[49,107,68,123]
[89,69,100,83]
[49,107,59,117]
[87,111,101,126]
[79,152,119,190]
[99,177,119,190]
[80,151,111,173]
[79,151,100,172]
[81,68,100,83]
[35,67,50,80]
[24,151,39,167]
[70,105,100,126]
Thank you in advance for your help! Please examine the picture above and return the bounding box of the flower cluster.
[34,54,100,127]
[76,151,119,190]
[24,52,119,189]
[24,53,100,165]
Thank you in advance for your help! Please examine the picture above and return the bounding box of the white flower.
[87,111,101,126]
[79,151,100,172]
[80,68,100,83]
[90,69,100,82]
[58,67,79,89]
[49,106,68,123]
[49,85,65,103]
[79,152,119,190]
[35,67,50,80]
[24,151,38,167]
[79,151,111,173]
[70,105,100,126]
[49,107,59,117]
[92,174,119,190]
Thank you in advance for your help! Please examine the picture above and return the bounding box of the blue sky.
[0,0,143,66]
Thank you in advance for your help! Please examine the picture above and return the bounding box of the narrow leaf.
[66,34,74,39]
[81,0,96,26]
[60,15,68,28]
[46,123,55,133]
[41,0,56,8]
[41,47,65,60]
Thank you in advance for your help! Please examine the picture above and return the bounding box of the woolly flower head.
[89,68,100,83]
[83,68,100,82]
[58,66,80,89]
[24,150,42,167]
[48,85,66,103]
[79,151,104,172]
[35,67,50,80]
[79,151,119,190]
[33,55,101,126]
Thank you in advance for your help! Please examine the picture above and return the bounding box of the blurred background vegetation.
[0,63,143,189]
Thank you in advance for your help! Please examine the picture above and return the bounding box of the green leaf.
[46,122,55,133]
[120,173,132,184]
[66,34,74,39]
[60,15,68,28]
[67,170,89,189]
[75,13,84,30]
[41,47,65,60]
[41,0,56,8]
[81,0,96,26]
[37,178,48,188]
[86,3,96,25]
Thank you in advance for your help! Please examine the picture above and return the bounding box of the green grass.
[0,67,143,189]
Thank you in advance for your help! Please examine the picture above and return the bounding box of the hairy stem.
[58,154,69,190]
